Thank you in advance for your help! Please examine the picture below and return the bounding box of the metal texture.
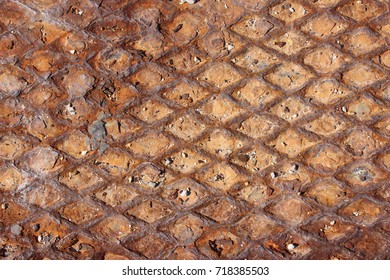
[0,0,389,260]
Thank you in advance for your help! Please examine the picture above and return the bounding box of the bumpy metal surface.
[0,0,389,260]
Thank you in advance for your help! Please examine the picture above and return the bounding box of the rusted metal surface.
[0,0,389,260]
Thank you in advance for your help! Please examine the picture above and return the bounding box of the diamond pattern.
[265,62,314,92]
[336,0,385,22]
[196,129,245,158]
[270,96,313,123]
[2,0,389,261]
[197,63,242,90]
[231,78,282,107]
[270,1,312,23]
[337,27,385,57]
[232,46,279,73]
[301,12,348,38]
[162,148,209,174]
[304,45,351,74]
[268,129,318,158]
[196,163,244,193]
[198,95,244,123]
[265,30,314,56]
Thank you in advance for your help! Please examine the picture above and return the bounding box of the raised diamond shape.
[104,117,141,141]
[195,229,246,259]
[55,130,93,159]
[337,161,388,189]
[56,234,99,260]
[25,183,65,209]
[231,46,279,73]
[304,113,348,137]
[302,216,356,241]
[304,179,350,207]
[373,82,390,102]
[197,198,240,223]
[265,196,317,225]
[166,214,205,244]
[270,1,312,23]
[166,114,206,141]
[231,15,276,40]
[0,201,29,225]
[197,95,244,123]
[90,47,135,75]
[159,46,208,74]
[88,15,140,43]
[21,83,67,110]
[127,99,172,124]
[270,96,313,123]
[20,147,66,176]
[91,215,135,242]
[336,0,384,21]
[0,65,35,97]
[0,134,31,160]
[88,78,138,114]
[58,97,97,127]
[371,13,390,40]
[268,129,317,158]
[95,184,138,208]
[236,114,281,140]
[126,132,173,159]
[163,12,207,46]
[127,200,172,224]
[94,148,138,177]
[303,45,351,74]
[59,201,103,225]
[265,62,314,92]
[235,214,283,240]
[268,161,313,188]
[129,162,173,191]
[233,183,277,206]
[27,214,69,247]
[162,148,209,174]
[231,78,282,107]
[62,0,98,28]
[127,63,173,91]
[342,95,385,122]
[197,30,244,58]
[197,63,242,90]
[53,67,95,98]
[159,178,208,209]
[162,80,210,107]
[336,27,385,56]
[264,231,319,258]
[375,50,390,68]
[344,230,388,259]
[342,127,386,157]
[196,129,245,158]
[28,112,68,141]
[59,166,103,192]
[231,145,278,173]
[305,144,352,173]
[374,116,390,138]
[0,32,31,63]
[338,198,384,225]
[21,48,65,78]
[265,30,314,56]
[301,12,348,38]
[126,233,172,259]
[195,163,244,193]
[342,63,385,89]
[127,29,165,60]
[305,78,351,104]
